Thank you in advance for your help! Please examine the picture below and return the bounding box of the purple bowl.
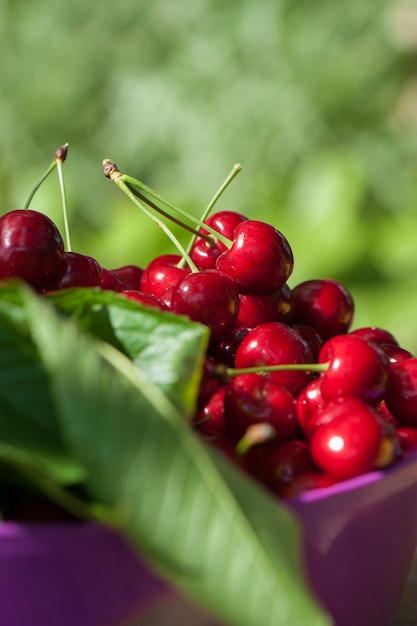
[0,450,417,626]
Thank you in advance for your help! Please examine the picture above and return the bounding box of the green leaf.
[23,287,330,626]
[47,287,209,417]
[0,286,84,485]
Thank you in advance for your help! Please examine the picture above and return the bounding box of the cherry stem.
[216,361,330,380]
[182,163,242,264]
[235,423,276,457]
[103,160,199,272]
[117,172,232,249]
[55,143,72,252]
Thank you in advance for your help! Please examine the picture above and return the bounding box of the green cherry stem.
[103,159,199,272]
[55,143,72,252]
[182,163,242,264]
[118,171,232,249]
[24,145,67,210]
[215,361,330,380]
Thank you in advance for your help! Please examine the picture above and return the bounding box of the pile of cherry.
[1,196,417,499]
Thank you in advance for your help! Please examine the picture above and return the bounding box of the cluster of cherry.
[2,148,417,499]
[1,200,417,499]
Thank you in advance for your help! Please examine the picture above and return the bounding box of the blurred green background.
[1,0,417,350]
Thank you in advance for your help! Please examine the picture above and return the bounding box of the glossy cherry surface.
[224,373,298,442]
[170,269,240,341]
[385,358,417,427]
[48,251,103,289]
[0,209,65,290]
[309,397,391,481]
[140,254,190,299]
[292,278,354,340]
[191,210,248,270]
[234,321,314,396]
[235,284,293,329]
[216,220,294,296]
[319,334,389,405]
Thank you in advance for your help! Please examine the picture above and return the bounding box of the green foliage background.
[1,0,417,350]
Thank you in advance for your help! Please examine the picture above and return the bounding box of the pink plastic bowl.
[1,450,417,626]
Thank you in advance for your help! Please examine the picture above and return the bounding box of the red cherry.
[234,322,314,396]
[193,385,227,436]
[191,210,248,270]
[292,278,354,340]
[290,323,324,361]
[235,284,293,329]
[296,377,325,435]
[385,358,417,427]
[396,427,417,453]
[111,264,144,291]
[101,268,126,292]
[209,327,250,368]
[0,209,65,290]
[252,440,315,494]
[140,254,190,299]
[318,334,389,405]
[216,220,294,295]
[224,373,298,442]
[279,471,335,498]
[309,398,393,480]
[48,251,103,289]
[349,326,399,348]
[120,290,169,311]
[170,269,240,341]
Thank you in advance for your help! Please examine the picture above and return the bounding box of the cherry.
[190,210,248,270]
[279,471,335,498]
[224,373,298,442]
[252,440,315,494]
[378,343,414,367]
[193,385,227,436]
[234,284,293,329]
[216,220,294,296]
[234,322,314,396]
[296,377,325,435]
[47,251,103,290]
[170,269,240,341]
[309,397,395,481]
[120,290,169,311]
[385,358,417,427]
[111,264,144,291]
[140,254,190,299]
[209,327,250,368]
[396,427,417,453]
[0,209,65,291]
[349,326,399,348]
[291,278,354,340]
[290,323,324,361]
[318,334,389,405]
[101,268,126,292]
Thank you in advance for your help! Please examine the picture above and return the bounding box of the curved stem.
[103,161,199,272]
[56,149,72,252]
[223,362,330,378]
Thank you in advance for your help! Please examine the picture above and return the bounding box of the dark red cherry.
[291,278,354,340]
[140,254,190,299]
[120,290,169,311]
[48,251,103,290]
[0,209,65,290]
[252,439,315,494]
[396,427,417,453]
[191,210,248,270]
[224,373,298,442]
[101,268,126,292]
[309,398,394,481]
[193,385,227,436]
[170,269,240,341]
[385,358,417,427]
[209,327,250,368]
[216,220,294,296]
[235,284,293,329]
[319,334,389,405]
[349,326,399,348]
[296,377,325,435]
[111,264,144,291]
[290,323,324,361]
[234,322,314,396]
[279,471,335,498]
